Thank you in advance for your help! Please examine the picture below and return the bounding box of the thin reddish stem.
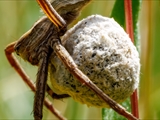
[124,0,134,43]
[124,0,139,118]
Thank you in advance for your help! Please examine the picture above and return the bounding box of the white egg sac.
[49,15,140,107]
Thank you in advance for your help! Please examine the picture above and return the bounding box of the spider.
[5,0,139,120]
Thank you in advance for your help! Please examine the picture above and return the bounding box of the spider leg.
[33,46,50,120]
[36,0,66,29]
[5,42,36,92]
[34,45,68,119]
[5,42,66,120]
[46,85,70,99]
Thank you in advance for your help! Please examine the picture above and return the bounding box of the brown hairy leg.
[5,42,66,120]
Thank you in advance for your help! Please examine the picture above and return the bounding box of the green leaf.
[110,0,142,48]
[110,0,125,28]
[132,0,142,48]
[102,99,130,120]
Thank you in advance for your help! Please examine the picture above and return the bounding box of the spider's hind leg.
[46,84,70,99]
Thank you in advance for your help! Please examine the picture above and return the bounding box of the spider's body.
[14,17,58,65]
[15,0,92,66]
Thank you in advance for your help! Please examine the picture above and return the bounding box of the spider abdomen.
[49,15,140,107]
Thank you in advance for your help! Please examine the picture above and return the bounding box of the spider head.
[50,0,92,24]
[14,16,58,65]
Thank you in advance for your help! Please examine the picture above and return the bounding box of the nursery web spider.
[5,0,138,120]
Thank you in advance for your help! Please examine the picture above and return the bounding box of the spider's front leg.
[33,45,50,120]
[5,13,70,120]
[33,36,70,120]
[4,40,67,120]
[5,42,36,92]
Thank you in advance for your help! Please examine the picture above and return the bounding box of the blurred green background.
[0,0,160,119]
